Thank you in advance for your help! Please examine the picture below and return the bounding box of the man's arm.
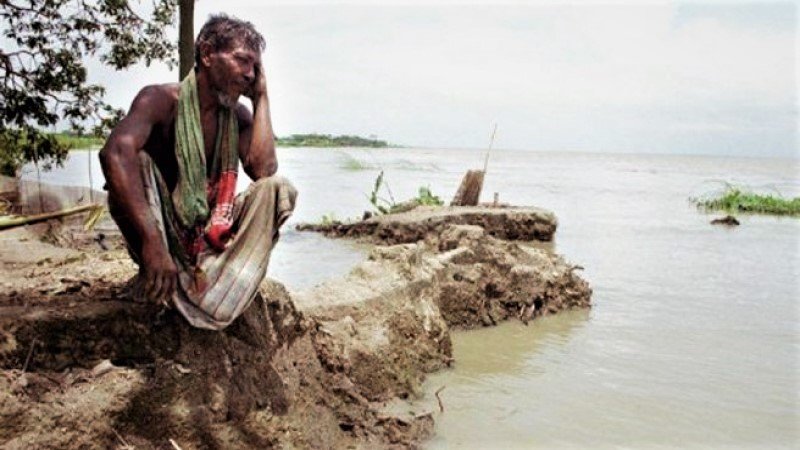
[99,85,177,302]
[239,61,277,180]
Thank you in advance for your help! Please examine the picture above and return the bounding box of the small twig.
[568,264,584,274]
[87,148,94,203]
[169,439,184,450]
[20,338,37,374]
[482,123,498,174]
[434,385,446,413]
[111,428,133,449]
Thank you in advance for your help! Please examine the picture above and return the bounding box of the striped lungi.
[129,153,297,330]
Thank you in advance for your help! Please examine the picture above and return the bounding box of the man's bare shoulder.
[129,83,180,123]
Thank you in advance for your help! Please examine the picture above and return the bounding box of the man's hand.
[139,239,178,304]
[246,60,267,102]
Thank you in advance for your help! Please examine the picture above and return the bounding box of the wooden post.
[450,124,497,207]
[450,170,485,206]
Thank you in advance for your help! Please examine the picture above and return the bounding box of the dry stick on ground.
[19,338,37,376]
[112,428,134,450]
[435,386,446,413]
[0,203,102,231]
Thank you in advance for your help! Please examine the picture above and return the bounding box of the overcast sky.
[87,0,798,158]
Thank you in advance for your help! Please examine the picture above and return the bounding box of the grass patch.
[692,186,800,216]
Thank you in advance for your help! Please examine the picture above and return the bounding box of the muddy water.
[24,148,800,447]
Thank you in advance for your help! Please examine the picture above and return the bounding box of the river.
[22,147,800,448]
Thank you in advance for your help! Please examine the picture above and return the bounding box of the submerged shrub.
[692,186,800,216]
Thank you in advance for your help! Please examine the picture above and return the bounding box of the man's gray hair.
[194,13,266,68]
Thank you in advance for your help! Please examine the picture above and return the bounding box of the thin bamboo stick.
[0,204,102,231]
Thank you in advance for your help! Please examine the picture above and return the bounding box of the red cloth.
[204,170,238,251]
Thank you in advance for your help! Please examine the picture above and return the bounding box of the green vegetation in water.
[414,186,444,206]
[319,212,339,226]
[276,134,390,148]
[692,186,800,216]
[368,170,443,215]
[50,132,105,149]
[339,153,377,171]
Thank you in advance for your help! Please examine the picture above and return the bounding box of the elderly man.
[99,14,296,330]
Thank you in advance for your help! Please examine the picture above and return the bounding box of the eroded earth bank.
[0,205,591,449]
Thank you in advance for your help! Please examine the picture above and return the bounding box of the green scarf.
[172,69,239,229]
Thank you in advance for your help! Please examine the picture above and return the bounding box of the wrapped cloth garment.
[126,152,297,330]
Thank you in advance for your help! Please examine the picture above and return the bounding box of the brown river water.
[23,147,800,448]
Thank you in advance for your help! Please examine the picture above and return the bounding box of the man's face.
[204,40,259,107]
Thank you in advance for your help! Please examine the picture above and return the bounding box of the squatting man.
[100,14,297,330]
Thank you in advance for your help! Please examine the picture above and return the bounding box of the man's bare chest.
[143,118,219,190]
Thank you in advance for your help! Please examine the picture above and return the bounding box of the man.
[99,14,296,330]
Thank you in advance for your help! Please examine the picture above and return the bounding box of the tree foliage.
[0,0,179,176]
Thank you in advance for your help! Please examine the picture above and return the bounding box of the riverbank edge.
[0,204,591,449]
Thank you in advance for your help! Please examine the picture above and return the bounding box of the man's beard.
[214,86,239,109]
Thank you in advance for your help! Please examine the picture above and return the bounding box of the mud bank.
[296,206,558,244]
[1,208,590,449]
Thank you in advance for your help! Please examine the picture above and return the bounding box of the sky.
[87,0,798,158]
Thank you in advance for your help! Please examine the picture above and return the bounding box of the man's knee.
[250,175,286,191]
[248,176,295,200]
[245,176,297,213]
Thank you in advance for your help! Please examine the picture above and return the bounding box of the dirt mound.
[297,205,558,244]
[1,278,433,449]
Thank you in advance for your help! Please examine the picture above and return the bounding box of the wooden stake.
[450,170,485,206]
[451,123,497,207]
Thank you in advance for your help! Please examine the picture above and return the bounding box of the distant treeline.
[47,132,391,150]
[276,134,390,148]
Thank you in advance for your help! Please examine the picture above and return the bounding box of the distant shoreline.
[52,132,395,150]
[276,134,392,148]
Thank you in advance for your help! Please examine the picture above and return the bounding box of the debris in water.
[710,215,740,226]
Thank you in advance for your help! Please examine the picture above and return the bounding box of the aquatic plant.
[415,186,443,207]
[319,212,339,226]
[339,152,375,171]
[367,171,443,215]
[368,170,392,214]
[692,186,800,216]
